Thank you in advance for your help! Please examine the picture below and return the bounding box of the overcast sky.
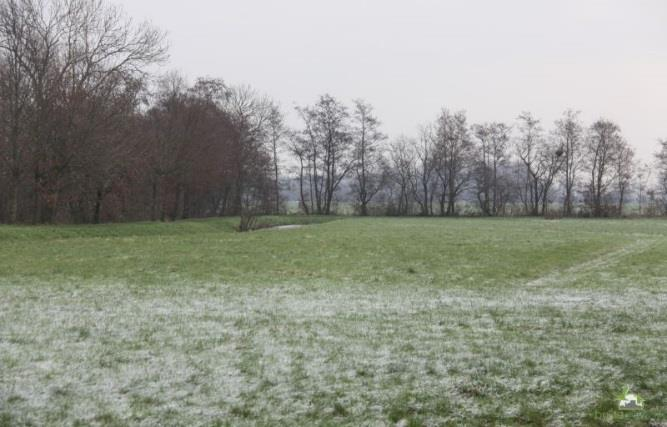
[118,0,667,160]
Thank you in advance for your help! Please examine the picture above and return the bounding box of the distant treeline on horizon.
[1,0,666,224]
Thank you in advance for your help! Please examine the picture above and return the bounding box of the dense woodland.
[1,0,666,224]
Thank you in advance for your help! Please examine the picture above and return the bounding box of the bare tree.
[294,106,318,214]
[515,112,546,216]
[287,129,311,215]
[0,0,167,223]
[387,136,415,216]
[446,112,473,215]
[223,85,274,215]
[554,110,583,216]
[472,122,510,216]
[411,125,437,216]
[0,0,31,222]
[296,95,352,215]
[145,73,210,221]
[655,139,667,213]
[584,119,623,217]
[636,163,651,216]
[614,138,634,216]
[432,110,473,216]
[537,138,565,216]
[267,103,285,214]
[350,99,386,216]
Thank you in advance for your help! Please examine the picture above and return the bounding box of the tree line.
[0,0,282,223]
[289,98,665,218]
[1,0,666,224]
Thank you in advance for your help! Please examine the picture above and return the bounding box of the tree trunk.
[9,177,19,223]
[439,191,446,217]
[151,180,159,221]
[273,144,280,214]
[93,189,104,224]
[174,183,185,220]
[299,158,309,215]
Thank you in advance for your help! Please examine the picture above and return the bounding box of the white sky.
[118,0,667,161]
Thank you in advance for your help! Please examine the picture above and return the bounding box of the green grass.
[1,217,666,426]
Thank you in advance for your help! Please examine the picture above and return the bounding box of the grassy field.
[1,217,666,426]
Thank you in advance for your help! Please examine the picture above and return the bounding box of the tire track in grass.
[523,238,660,288]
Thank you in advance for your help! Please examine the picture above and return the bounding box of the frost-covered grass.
[1,217,666,426]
